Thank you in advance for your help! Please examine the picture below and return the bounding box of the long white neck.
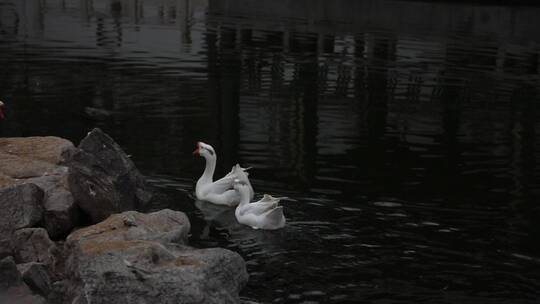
[198,154,216,184]
[235,187,251,217]
[238,187,251,206]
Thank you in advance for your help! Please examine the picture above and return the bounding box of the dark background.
[1,0,539,303]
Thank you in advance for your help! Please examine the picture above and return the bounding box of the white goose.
[234,180,286,230]
[193,142,254,206]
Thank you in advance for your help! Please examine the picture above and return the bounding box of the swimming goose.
[193,142,254,206]
[234,180,286,230]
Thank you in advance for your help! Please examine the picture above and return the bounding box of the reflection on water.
[1,0,540,302]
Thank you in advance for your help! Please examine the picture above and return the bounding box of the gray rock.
[66,128,154,222]
[67,244,247,304]
[47,280,66,304]
[64,210,248,304]
[26,167,82,239]
[0,256,22,289]
[0,136,80,239]
[0,286,47,304]
[0,184,44,240]
[0,256,47,304]
[12,228,56,265]
[16,263,51,297]
[0,238,12,260]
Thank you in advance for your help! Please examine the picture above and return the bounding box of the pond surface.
[1,0,540,302]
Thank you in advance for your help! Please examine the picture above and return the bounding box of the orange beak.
[192,142,200,156]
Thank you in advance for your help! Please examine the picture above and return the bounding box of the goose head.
[0,101,5,120]
[192,141,216,159]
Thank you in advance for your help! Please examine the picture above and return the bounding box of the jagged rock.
[0,256,47,304]
[11,228,56,265]
[0,184,44,240]
[0,136,80,239]
[66,128,154,222]
[64,210,248,304]
[16,263,51,297]
[26,167,82,239]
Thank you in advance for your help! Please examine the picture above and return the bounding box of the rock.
[0,171,16,187]
[47,280,67,304]
[0,238,12,260]
[0,137,75,165]
[26,167,82,239]
[0,133,249,303]
[11,228,56,265]
[66,209,191,246]
[64,210,248,304]
[0,256,47,304]
[0,152,58,182]
[0,285,47,304]
[0,136,80,239]
[67,128,154,222]
[67,244,247,304]
[0,256,22,289]
[16,263,51,297]
[0,184,44,240]
[0,136,75,188]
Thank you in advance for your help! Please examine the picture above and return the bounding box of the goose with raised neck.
[193,142,254,206]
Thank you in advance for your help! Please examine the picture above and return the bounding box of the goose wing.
[208,174,236,194]
[260,206,286,229]
[208,164,253,195]
[242,200,279,216]
[203,189,240,207]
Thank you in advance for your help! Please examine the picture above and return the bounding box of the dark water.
[2,0,540,302]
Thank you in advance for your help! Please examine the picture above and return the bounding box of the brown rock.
[0,172,16,189]
[0,136,75,187]
[67,209,190,246]
[0,136,75,165]
[0,152,57,181]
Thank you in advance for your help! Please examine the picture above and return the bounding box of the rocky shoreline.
[0,129,248,303]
